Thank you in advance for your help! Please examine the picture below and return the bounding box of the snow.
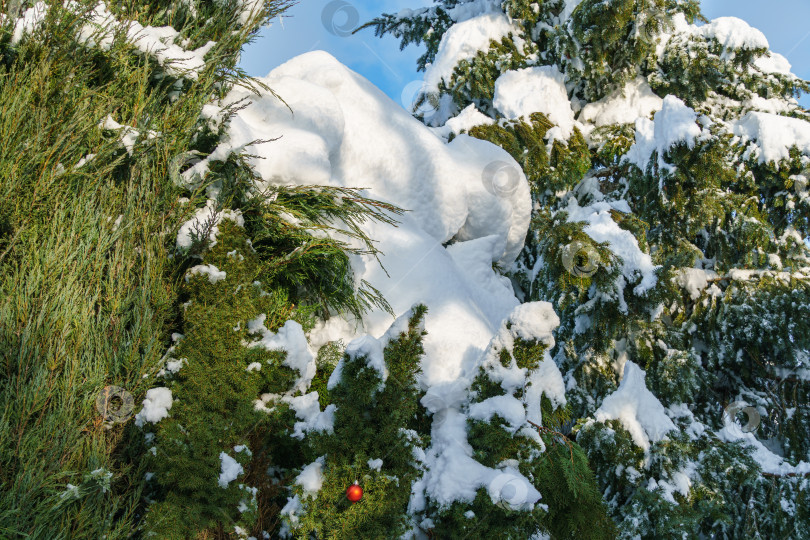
[732,112,810,165]
[189,51,530,267]
[295,457,325,499]
[626,95,702,173]
[72,1,215,79]
[423,13,519,92]
[445,236,521,323]
[367,458,383,471]
[647,466,693,505]
[247,318,316,392]
[234,0,264,25]
[134,387,173,427]
[306,315,358,353]
[563,199,659,295]
[754,52,792,75]
[477,302,564,426]
[218,452,244,488]
[487,468,541,510]
[176,199,245,250]
[186,264,227,284]
[468,395,526,430]
[493,66,576,139]
[345,335,388,383]
[158,357,187,378]
[694,17,768,51]
[594,361,676,454]
[11,2,48,46]
[579,77,663,127]
[100,116,156,156]
[718,424,810,477]
[527,353,567,412]
[559,0,583,22]
[328,307,427,390]
[283,392,336,439]
[499,301,559,344]
[674,268,719,300]
[412,302,561,507]
[431,103,495,140]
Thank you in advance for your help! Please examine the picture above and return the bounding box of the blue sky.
[239,0,810,108]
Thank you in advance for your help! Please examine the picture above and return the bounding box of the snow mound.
[194,51,530,268]
[247,317,316,392]
[424,12,519,92]
[594,361,676,453]
[754,52,792,75]
[493,66,576,139]
[732,112,810,165]
[218,452,244,488]
[134,387,173,427]
[579,77,663,127]
[694,17,768,51]
[295,457,325,499]
[626,95,702,172]
[564,199,659,295]
[190,51,535,389]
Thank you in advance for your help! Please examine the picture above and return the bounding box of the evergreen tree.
[283,300,613,539]
[1,1,403,537]
[283,305,428,538]
[0,0,290,536]
[366,1,810,537]
[426,302,614,539]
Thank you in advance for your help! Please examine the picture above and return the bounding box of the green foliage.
[650,29,809,111]
[140,219,307,538]
[449,314,614,539]
[357,5,454,73]
[466,114,592,204]
[0,0,413,538]
[288,306,428,538]
[442,33,535,108]
[242,184,401,320]
[369,1,810,538]
[0,0,290,534]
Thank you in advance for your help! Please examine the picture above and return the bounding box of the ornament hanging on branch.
[346,482,363,503]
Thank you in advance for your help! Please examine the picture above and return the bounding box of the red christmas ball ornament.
[346,483,363,503]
